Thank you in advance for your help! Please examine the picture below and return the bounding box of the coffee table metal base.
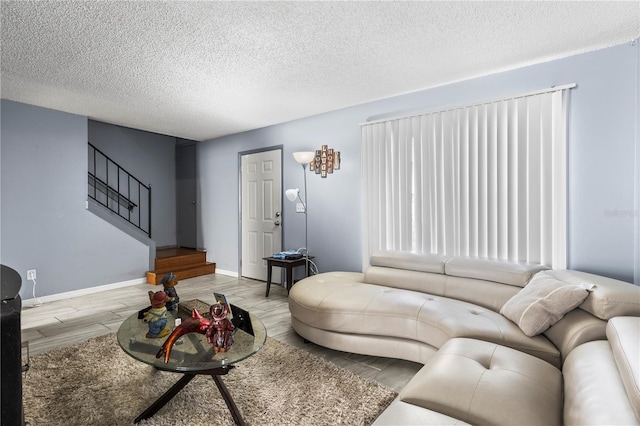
[134,366,245,426]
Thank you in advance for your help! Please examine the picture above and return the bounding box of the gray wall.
[1,41,637,300]
[88,120,178,247]
[1,100,150,298]
[198,41,640,283]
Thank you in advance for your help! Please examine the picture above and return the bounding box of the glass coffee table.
[117,304,266,425]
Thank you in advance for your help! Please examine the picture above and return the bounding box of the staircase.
[146,248,216,285]
[88,143,151,237]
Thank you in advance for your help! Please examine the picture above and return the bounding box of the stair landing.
[146,247,216,285]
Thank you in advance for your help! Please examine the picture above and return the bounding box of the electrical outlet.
[27,269,36,280]
[296,203,305,213]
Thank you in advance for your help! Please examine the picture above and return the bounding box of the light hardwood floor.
[21,273,422,392]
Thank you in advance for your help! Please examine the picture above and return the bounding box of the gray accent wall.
[198,41,640,283]
[1,100,150,298]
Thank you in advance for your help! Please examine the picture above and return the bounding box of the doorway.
[176,142,197,249]
[240,148,283,281]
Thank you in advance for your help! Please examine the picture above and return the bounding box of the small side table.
[262,256,314,297]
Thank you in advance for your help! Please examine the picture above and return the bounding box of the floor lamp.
[286,151,315,278]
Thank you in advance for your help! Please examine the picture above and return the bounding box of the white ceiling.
[1,1,639,141]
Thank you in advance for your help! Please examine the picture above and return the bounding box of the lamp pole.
[302,162,309,277]
[291,151,316,279]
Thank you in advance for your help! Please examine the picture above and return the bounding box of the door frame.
[237,145,284,279]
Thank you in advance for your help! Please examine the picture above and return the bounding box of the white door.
[241,149,282,281]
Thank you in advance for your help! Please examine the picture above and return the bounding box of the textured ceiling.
[1,1,639,141]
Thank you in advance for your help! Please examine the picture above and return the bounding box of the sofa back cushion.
[369,251,448,273]
[365,266,449,294]
[365,266,520,312]
[369,251,548,288]
[365,251,553,313]
[442,276,520,312]
[545,270,640,320]
[444,256,548,287]
[365,251,547,312]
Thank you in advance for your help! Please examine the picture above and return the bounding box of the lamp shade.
[285,188,299,202]
[293,151,315,165]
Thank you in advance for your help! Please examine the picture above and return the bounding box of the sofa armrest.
[563,340,639,425]
[607,317,640,421]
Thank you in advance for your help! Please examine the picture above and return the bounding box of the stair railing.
[88,143,151,237]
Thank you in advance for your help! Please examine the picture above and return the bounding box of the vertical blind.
[361,85,573,269]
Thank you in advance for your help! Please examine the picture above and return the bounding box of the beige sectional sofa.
[288,251,640,425]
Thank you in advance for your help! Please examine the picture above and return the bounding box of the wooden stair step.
[147,248,215,285]
[154,252,207,271]
[146,262,216,285]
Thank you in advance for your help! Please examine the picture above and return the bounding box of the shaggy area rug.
[23,334,396,425]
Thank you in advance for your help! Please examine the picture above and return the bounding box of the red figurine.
[155,301,235,362]
[156,308,209,363]
[205,302,235,353]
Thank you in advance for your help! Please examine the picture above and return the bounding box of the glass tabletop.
[117,306,266,373]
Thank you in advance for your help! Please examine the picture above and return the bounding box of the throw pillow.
[500,273,592,337]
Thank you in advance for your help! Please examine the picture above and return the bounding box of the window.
[361,86,573,269]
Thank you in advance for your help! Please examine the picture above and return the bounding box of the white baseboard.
[215,269,239,278]
[22,277,147,307]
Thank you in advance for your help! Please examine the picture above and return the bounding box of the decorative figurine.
[155,302,236,363]
[143,291,171,339]
[205,302,235,353]
[156,308,210,363]
[160,272,179,311]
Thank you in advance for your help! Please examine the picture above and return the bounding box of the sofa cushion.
[400,338,562,426]
[607,317,640,420]
[546,270,640,320]
[369,250,449,273]
[500,272,591,336]
[542,308,607,362]
[415,295,561,366]
[444,256,548,287]
[289,273,561,367]
[364,266,448,295]
[289,272,430,340]
[364,267,520,311]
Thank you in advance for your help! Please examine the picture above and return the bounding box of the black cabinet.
[1,265,23,426]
